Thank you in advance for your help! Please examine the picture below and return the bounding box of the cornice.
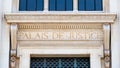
[5,13,117,24]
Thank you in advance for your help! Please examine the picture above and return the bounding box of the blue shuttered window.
[49,0,56,11]
[27,0,36,11]
[78,0,103,11]
[86,0,95,11]
[66,0,73,11]
[19,0,44,11]
[78,0,85,11]
[37,0,44,10]
[19,0,27,11]
[49,0,73,11]
[95,0,103,10]
[19,0,102,11]
[56,0,65,11]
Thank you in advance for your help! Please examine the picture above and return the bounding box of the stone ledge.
[4,13,117,24]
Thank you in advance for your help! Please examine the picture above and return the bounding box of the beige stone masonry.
[5,13,116,23]
[4,13,117,68]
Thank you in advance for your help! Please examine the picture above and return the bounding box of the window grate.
[30,57,90,68]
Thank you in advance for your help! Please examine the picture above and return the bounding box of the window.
[19,0,44,11]
[78,0,103,11]
[19,0,103,11]
[30,57,90,68]
[49,0,73,11]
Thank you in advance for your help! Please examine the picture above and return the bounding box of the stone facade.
[0,0,120,68]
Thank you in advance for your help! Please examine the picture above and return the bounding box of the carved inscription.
[17,29,103,41]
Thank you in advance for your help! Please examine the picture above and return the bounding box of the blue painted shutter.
[49,0,73,11]
[27,0,36,11]
[49,0,56,11]
[78,0,85,11]
[36,0,44,10]
[78,0,103,11]
[19,0,44,11]
[96,0,103,10]
[56,0,65,11]
[86,0,95,11]
[19,0,27,11]
[66,0,73,11]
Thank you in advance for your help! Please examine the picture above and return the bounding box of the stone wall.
[110,0,120,68]
[0,0,2,67]
[0,0,12,68]
[0,0,120,68]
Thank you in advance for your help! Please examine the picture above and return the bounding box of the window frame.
[18,45,102,68]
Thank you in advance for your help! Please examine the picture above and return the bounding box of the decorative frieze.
[17,24,103,41]
[17,29,103,41]
[18,24,103,29]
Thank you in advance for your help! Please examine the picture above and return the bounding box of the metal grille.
[30,57,90,68]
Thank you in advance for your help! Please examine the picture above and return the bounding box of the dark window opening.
[30,57,90,68]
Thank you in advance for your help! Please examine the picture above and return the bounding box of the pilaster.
[103,24,111,68]
[10,24,18,68]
